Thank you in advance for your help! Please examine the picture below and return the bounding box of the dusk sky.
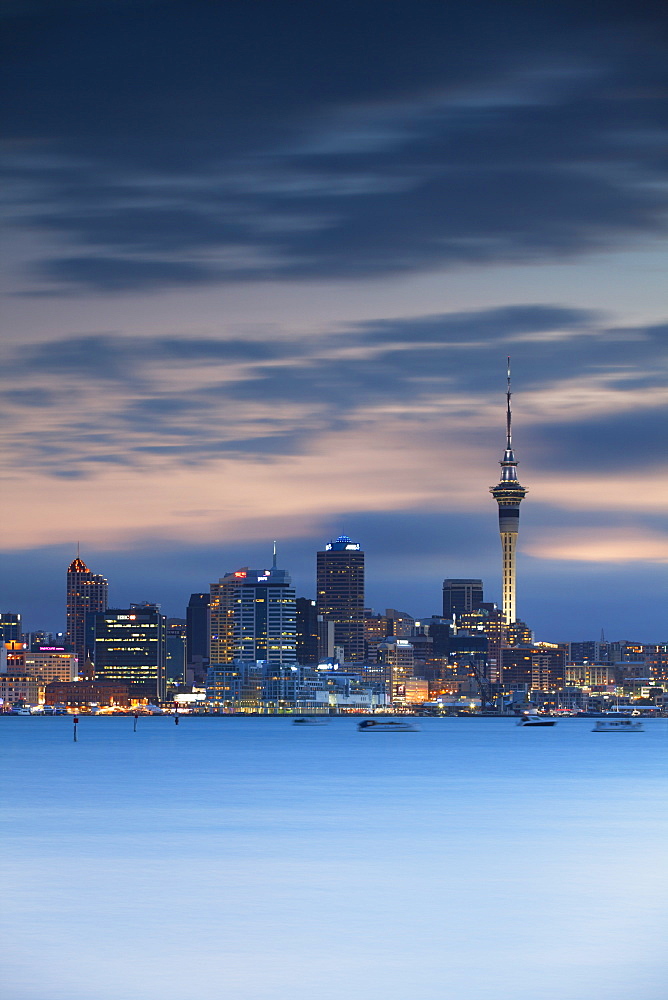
[1,0,667,640]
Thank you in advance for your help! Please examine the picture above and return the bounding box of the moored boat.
[516,711,556,727]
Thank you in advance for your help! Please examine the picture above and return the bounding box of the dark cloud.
[4,333,289,379]
[528,409,668,474]
[35,256,222,292]
[2,2,666,290]
[353,305,596,345]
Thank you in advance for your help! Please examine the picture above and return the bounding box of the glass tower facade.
[316,536,365,663]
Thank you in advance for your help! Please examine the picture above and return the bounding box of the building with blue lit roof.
[316,536,365,662]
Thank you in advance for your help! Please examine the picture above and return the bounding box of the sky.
[1,0,667,641]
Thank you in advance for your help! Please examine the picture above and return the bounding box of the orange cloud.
[524,528,668,564]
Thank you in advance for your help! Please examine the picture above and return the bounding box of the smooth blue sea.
[2,716,667,1000]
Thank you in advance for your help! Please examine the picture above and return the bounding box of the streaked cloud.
[526,528,668,564]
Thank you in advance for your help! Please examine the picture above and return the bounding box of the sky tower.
[490,359,528,624]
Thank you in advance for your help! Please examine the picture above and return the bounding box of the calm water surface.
[2,716,667,1000]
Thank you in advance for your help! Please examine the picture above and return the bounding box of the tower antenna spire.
[506,356,512,448]
[272,540,277,569]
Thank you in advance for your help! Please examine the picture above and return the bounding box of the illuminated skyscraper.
[490,361,528,625]
[316,536,365,662]
[209,551,297,667]
[93,603,166,700]
[66,555,108,672]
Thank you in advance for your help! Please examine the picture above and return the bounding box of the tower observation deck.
[490,359,527,624]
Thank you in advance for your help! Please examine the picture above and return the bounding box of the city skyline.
[1,1,667,640]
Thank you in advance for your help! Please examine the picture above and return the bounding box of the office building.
[569,640,610,664]
[24,648,76,684]
[316,535,365,662]
[166,619,187,685]
[442,580,484,619]
[385,609,415,638]
[490,361,527,624]
[0,613,22,643]
[501,644,566,692]
[296,598,319,665]
[186,593,210,665]
[377,639,414,705]
[209,553,297,668]
[66,555,108,673]
[93,603,166,701]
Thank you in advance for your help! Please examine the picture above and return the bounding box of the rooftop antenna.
[272,540,277,569]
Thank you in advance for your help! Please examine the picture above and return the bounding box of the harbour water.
[2,716,667,1000]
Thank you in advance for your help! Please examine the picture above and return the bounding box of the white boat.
[593,719,644,733]
[292,717,328,726]
[516,712,556,727]
[357,719,419,732]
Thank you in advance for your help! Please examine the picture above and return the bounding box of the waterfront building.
[442,580,484,620]
[490,361,527,624]
[24,649,76,684]
[316,535,365,662]
[93,603,166,701]
[45,680,130,708]
[404,677,430,705]
[377,638,414,705]
[66,555,108,674]
[0,673,44,707]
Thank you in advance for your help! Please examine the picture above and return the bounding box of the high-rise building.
[166,619,187,685]
[442,580,484,619]
[501,643,566,692]
[93,603,166,701]
[377,639,414,704]
[66,555,108,673]
[296,598,319,665]
[316,536,365,662]
[186,593,210,665]
[0,613,22,643]
[490,360,528,624]
[209,553,297,668]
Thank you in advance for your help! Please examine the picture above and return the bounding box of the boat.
[292,717,328,726]
[357,719,419,732]
[593,719,644,733]
[516,711,556,727]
